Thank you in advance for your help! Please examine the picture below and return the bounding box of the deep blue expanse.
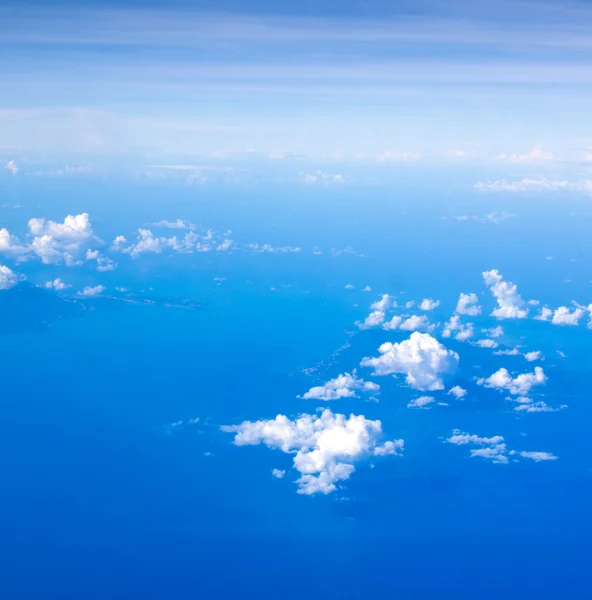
[1,176,591,598]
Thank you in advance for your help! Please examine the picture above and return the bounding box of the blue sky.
[3,0,592,163]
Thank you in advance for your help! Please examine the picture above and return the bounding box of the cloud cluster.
[0,264,20,290]
[482,269,529,319]
[361,332,459,391]
[222,409,403,495]
[535,305,586,326]
[477,366,546,396]
[301,370,379,401]
[0,213,95,265]
[455,292,482,316]
[475,178,592,195]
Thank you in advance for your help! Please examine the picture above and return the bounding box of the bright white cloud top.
[360,332,459,391]
[455,292,482,316]
[483,269,529,319]
[0,264,20,290]
[477,366,547,396]
[222,409,403,495]
[301,371,379,401]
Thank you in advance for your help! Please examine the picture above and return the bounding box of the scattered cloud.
[496,145,553,163]
[535,305,586,326]
[222,409,403,495]
[0,264,20,290]
[448,386,467,399]
[407,396,435,409]
[5,160,18,175]
[272,468,286,478]
[519,451,558,462]
[455,292,481,316]
[301,370,379,401]
[475,178,592,195]
[477,366,546,396]
[361,332,459,391]
[77,284,105,297]
[44,278,70,291]
[453,212,517,225]
[377,151,421,162]
[419,298,440,311]
[483,269,529,319]
[442,315,474,341]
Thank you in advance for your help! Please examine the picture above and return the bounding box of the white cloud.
[301,370,379,401]
[472,339,499,349]
[370,294,395,312]
[222,409,403,495]
[448,386,467,399]
[446,430,505,446]
[496,145,553,163]
[519,451,558,462]
[362,285,372,292]
[455,292,481,316]
[383,314,433,332]
[5,160,18,175]
[482,269,529,319]
[358,310,385,330]
[419,298,440,311]
[149,219,197,230]
[442,315,474,341]
[524,351,543,362]
[29,213,93,240]
[0,264,20,290]
[77,285,105,297]
[470,444,509,464]
[272,469,286,479]
[475,178,592,195]
[536,305,585,326]
[344,284,354,290]
[216,239,233,251]
[453,212,517,225]
[361,332,459,391]
[407,396,435,409]
[483,325,504,338]
[44,278,70,291]
[494,347,521,356]
[514,401,560,413]
[477,366,546,396]
[247,243,301,253]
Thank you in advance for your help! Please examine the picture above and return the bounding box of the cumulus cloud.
[247,243,301,253]
[535,305,585,326]
[44,278,70,291]
[472,339,499,349]
[453,212,517,225]
[361,332,459,391]
[216,239,233,251]
[496,145,553,163]
[482,270,529,319]
[371,294,395,312]
[301,370,379,401]
[407,396,435,409]
[383,314,433,332]
[1,213,95,265]
[442,315,474,341]
[222,409,403,495]
[483,325,504,338]
[149,219,197,230]
[377,151,421,162]
[77,285,105,297]
[455,293,482,316]
[272,469,286,479]
[0,264,20,290]
[358,310,385,330]
[524,351,543,362]
[477,366,547,396]
[448,385,467,399]
[419,298,440,311]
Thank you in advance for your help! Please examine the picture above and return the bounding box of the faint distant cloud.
[4,160,18,174]
[475,178,592,194]
[453,212,517,224]
[377,151,421,162]
[495,145,553,163]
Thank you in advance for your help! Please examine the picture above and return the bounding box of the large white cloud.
[360,332,459,391]
[222,409,403,495]
[0,264,20,290]
[301,370,379,401]
[482,269,529,319]
[477,366,546,396]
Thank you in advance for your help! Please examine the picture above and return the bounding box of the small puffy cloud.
[384,314,433,332]
[358,310,385,330]
[453,212,517,225]
[77,285,105,297]
[272,469,286,479]
[483,326,504,338]
[519,451,558,462]
[222,409,403,495]
[448,386,467,399]
[29,213,93,240]
[419,298,440,311]
[362,285,372,292]
[494,347,521,356]
[216,239,233,251]
[447,430,505,446]
[247,243,301,254]
[0,264,20,290]
[407,396,435,409]
[496,145,553,164]
[514,400,561,413]
[472,339,499,349]
[361,332,459,391]
[442,315,474,341]
[524,351,543,362]
[477,366,546,396]
[5,160,18,175]
[455,292,481,316]
[483,270,529,319]
[301,370,379,401]
[371,294,395,312]
[536,305,585,326]
[44,278,70,291]
[149,219,197,230]
[344,284,354,290]
[470,444,509,463]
